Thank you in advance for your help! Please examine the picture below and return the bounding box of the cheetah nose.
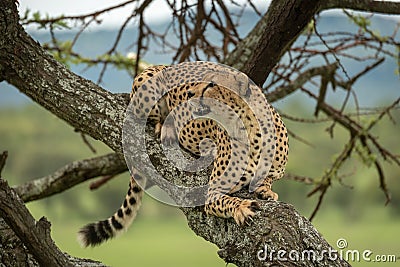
[187,90,195,98]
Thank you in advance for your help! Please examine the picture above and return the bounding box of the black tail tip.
[77,221,113,247]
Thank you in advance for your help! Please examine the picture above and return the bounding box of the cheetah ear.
[200,82,216,97]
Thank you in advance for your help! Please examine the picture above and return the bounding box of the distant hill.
[1,11,399,107]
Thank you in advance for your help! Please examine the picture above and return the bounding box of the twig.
[308,136,357,219]
[375,160,391,205]
[284,173,315,185]
[366,97,400,132]
[266,63,338,102]
[22,0,138,25]
[134,0,153,76]
[308,181,329,221]
[97,1,143,84]
[76,131,97,154]
[302,88,400,166]
[89,175,117,190]
[358,136,392,204]
[286,128,315,147]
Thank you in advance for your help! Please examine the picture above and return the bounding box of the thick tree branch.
[13,153,127,203]
[0,178,107,267]
[183,200,350,267]
[321,0,400,15]
[0,179,73,266]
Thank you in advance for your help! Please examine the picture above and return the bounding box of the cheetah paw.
[233,200,260,226]
[155,122,162,137]
[159,122,177,145]
[255,189,279,201]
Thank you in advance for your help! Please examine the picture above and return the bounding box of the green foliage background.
[0,101,399,266]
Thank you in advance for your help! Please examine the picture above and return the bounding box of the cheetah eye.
[187,90,195,99]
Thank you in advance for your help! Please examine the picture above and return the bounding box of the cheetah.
[78,62,288,247]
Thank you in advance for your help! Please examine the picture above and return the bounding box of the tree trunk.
[0,218,107,267]
[0,178,107,267]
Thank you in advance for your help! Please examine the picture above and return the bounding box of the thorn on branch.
[89,175,117,190]
[81,132,96,154]
[337,171,355,190]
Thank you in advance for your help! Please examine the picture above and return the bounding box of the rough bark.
[13,153,127,202]
[0,178,107,267]
[3,0,396,266]
[321,0,400,14]
[183,200,349,267]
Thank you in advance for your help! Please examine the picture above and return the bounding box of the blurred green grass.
[1,104,399,266]
[26,196,226,267]
[26,200,400,267]
[315,208,400,267]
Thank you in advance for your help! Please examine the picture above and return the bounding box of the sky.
[19,0,270,28]
[18,0,400,30]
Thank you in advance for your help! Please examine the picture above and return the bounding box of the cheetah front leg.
[253,176,279,201]
[153,96,178,145]
[204,131,260,225]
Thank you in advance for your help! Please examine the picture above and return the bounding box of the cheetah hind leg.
[77,172,145,247]
[205,191,261,226]
[253,177,279,201]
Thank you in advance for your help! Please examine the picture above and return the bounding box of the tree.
[1,0,399,266]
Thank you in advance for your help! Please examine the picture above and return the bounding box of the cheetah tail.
[77,175,144,247]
